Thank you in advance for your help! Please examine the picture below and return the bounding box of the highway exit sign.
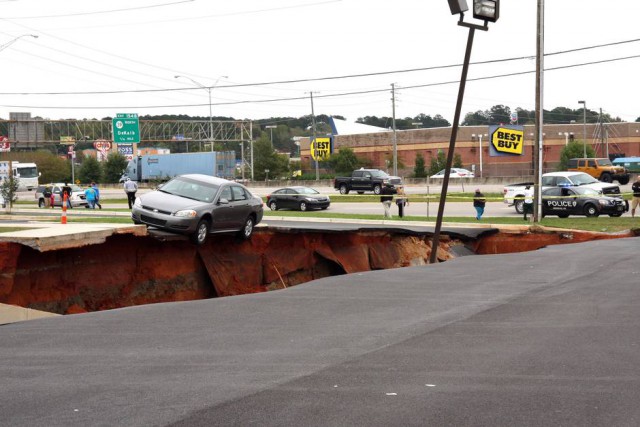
[112,113,140,143]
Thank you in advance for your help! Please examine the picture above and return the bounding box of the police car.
[541,186,629,218]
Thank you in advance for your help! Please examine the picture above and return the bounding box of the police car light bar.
[473,0,499,22]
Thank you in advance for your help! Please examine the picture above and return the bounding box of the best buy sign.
[490,125,524,156]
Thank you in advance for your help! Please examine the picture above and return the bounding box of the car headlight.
[598,199,611,206]
[134,198,142,207]
[174,209,197,217]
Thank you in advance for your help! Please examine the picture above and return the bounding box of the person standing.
[523,184,534,220]
[380,185,395,219]
[473,188,486,220]
[92,182,102,209]
[61,182,73,209]
[84,184,97,209]
[395,185,408,218]
[124,178,138,209]
[631,175,640,218]
[42,185,52,208]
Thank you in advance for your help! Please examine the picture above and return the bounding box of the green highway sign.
[112,113,140,143]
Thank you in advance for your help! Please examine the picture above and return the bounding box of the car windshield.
[158,177,220,203]
[369,170,390,178]
[597,159,613,166]
[70,185,83,192]
[573,187,600,196]
[295,187,319,195]
[569,173,598,185]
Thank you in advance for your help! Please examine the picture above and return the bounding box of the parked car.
[567,157,629,184]
[333,168,402,195]
[35,183,88,208]
[541,186,629,218]
[131,174,263,245]
[430,168,475,179]
[266,186,330,211]
[503,171,622,214]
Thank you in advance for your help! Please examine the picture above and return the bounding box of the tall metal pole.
[391,83,397,176]
[533,0,544,222]
[250,120,254,181]
[208,87,213,152]
[583,103,587,157]
[310,92,319,181]
[429,25,476,264]
[478,134,483,178]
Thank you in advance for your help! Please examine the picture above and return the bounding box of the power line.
[3,54,640,110]
[2,37,640,96]
[2,1,196,19]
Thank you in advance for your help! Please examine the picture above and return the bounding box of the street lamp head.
[473,0,499,22]
[447,0,469,15]
[578,100,585,105]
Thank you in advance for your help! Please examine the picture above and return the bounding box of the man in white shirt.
[123,178,138,209]
[523,185,534,221]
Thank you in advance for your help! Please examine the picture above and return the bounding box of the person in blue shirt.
[92,182,102,210]
[84,183,97,209]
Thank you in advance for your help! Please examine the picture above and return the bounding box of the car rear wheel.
[600,173,612,183]
[299,201,308,211]
[373,184,382,195]
[190,219,210,245]
[269,201,278,211]
[584,204,599,217]
[514,199,524,214]
[339,184,349,195]
[238,216,255,240]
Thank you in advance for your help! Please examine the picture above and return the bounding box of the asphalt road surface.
[2,236,639,426]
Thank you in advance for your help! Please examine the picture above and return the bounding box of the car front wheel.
[239,216,255,240]
[190,219,210,245]
[584,204,599,217]
[38,199,45,208]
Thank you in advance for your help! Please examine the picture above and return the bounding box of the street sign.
[310,136,332,161]
[60,136,76,145]
[112,113,140,143]
[489,125,524,156]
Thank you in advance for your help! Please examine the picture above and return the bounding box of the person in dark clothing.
[631,175,640,218]
[380,185,396,219]
[61,183,73,209]
[473,188,486,220]
[395,185,408,218]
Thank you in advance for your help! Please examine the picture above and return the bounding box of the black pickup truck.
[333,168,402,195]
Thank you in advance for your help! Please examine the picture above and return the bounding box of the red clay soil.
[1,227,635,315]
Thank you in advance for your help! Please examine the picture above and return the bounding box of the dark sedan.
[542,186,629,218]
[132,174,263,245]
[266,186,330,211]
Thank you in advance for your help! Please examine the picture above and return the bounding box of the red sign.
[93,139,112,151]
[0,135,9,152]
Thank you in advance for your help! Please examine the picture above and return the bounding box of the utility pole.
[533,0,544,223]
[391,83,398,176]
[310,91,319,181]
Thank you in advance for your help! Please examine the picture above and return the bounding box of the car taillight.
[503,188,507,195]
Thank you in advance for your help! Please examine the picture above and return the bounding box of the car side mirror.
[218,198,229,205]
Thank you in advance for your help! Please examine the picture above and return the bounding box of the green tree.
[33,151,71,184]
[428,150,447,175]
[558,140,596,170]
[103,152,129,183]
[413,153,427,178]
[0,174,19,211]
[329,147,360,175]
[78,156,103,184]
[453,153,463,168]
[252,136,289,181]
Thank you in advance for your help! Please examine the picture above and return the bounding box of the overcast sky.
[1,0,639,125]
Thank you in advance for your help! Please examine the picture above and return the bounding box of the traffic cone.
[61,194,68,224]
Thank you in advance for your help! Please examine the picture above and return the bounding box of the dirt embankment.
[0,227,635,315]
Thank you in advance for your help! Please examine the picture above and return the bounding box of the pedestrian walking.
[523,185,534,220]
[61,182,73,209]
[632,175,640,218]
[395,185,408,218]
[124,178,138,209]
[473,188,486,220]
[92,182,102,209]
[84,184,97,209]
[380,184,395,219]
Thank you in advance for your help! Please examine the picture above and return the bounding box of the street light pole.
[265,125,277,147]
[175,75,228,154]
[0,34,38,53]
[578,100,587,157]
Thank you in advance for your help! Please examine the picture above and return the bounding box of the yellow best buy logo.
[491,127,524,155]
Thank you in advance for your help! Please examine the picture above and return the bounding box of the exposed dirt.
[0,227,636,315]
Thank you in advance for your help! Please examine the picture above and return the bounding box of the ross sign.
[60,136,76,145]
[489,125,525,157]
[310,136,332,161]
[117,143,134,161]
[112,113,140,143]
